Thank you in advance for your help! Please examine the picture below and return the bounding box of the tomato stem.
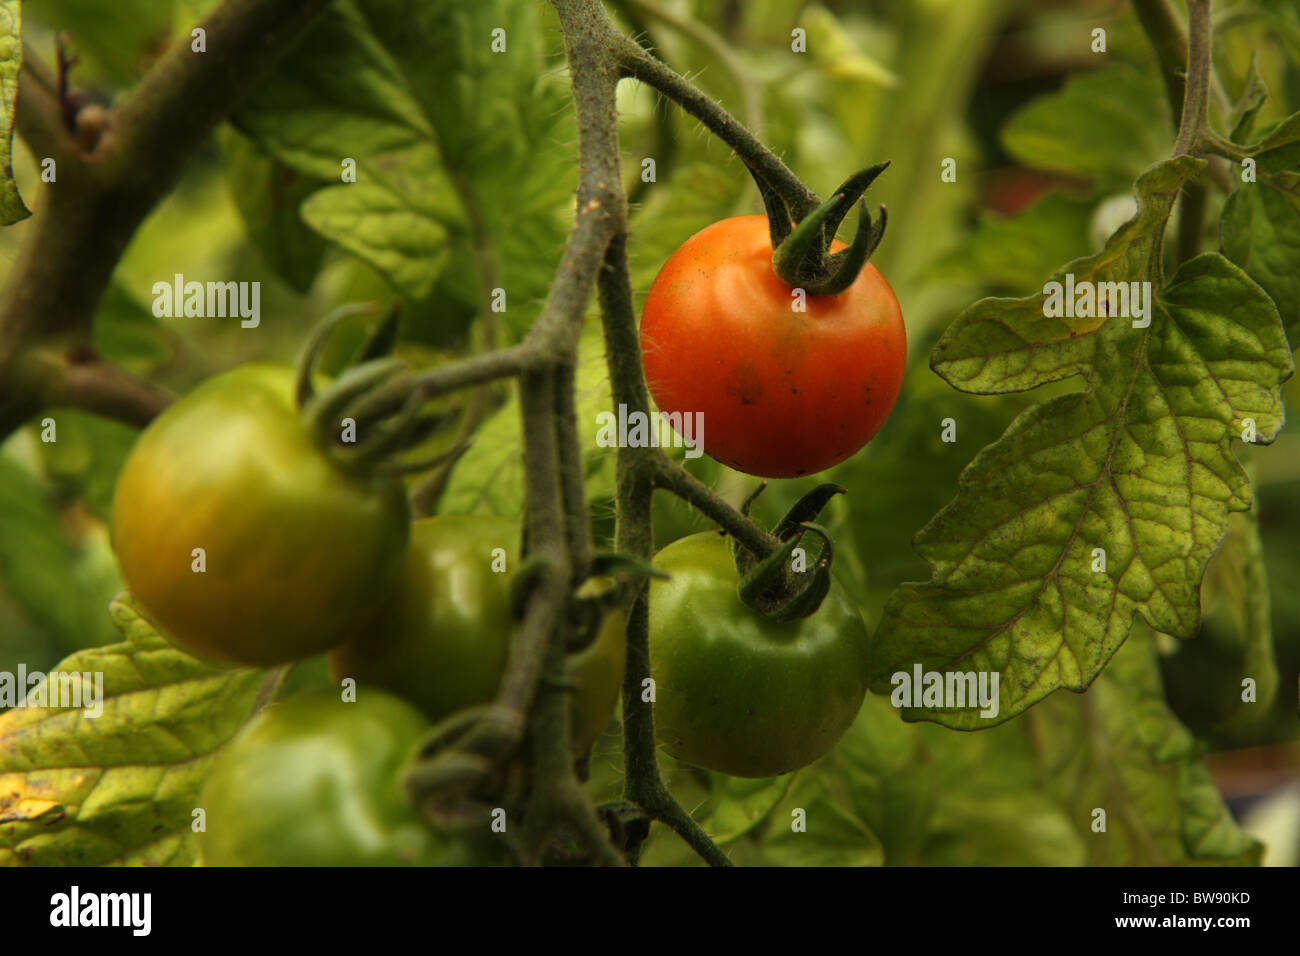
[771,163,890,293]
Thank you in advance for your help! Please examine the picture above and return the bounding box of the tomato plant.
[640,215,906,478]
[111,364,410,667]
[1,0,1294,883]
[329,515,625,754]
[200,688,490,866]
[647,531,870,778]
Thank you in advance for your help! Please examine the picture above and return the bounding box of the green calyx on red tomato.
[648,531,870,778]
[111,363,410,667]
[640,214,906,479]
[329,514,626,756]
[200,688,494,866]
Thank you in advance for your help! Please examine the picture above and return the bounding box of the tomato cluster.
[110,215,892,863]
[111,365,624,865]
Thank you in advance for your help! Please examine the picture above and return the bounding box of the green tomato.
[200,688,484,866]
[648,532,870,778]
[329,515,625,754]
[111,363,410,667]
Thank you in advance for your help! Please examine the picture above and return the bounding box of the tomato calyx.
[405,702,520,829]
[731,483,846,620]
[293,302,466,473]
[508,548,662,653]
[769,162,890,295]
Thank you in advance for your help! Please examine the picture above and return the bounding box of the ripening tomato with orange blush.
[640,215,906,478]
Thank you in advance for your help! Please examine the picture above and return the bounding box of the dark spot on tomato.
[791,387,798,394]
[796,469,806,475]
[725,362,764,406]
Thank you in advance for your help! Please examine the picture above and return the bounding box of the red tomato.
[640,215,906,478]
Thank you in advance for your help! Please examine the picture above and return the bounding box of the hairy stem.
[618,36,818,219]
[1131,0,1188,126]
[1173,0,1213,157]
[624,0,762,135]
[561,0,749,866]
[1132,0,1212,263]
[652,457,779,557]
[555,361,593,578]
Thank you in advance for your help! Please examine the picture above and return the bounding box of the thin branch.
[15,43,71,162]
[555,361,593,577]
[618,35,819,219]
[1131,0,1188,128]
[624,0,763,134]
[651,455,778,557]
[1134,0,1215,263]
[1174,0,1213,157]
[556,0,740,867]
[40,353,174,427]
[346,345,532,425]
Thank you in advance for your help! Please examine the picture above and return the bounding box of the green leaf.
[743,694,1080,866]
[739,770,883,867]
[696,771,794,844]
[800,695,937,864]
[231,1,463,300]
[638,759,880,867]
[1221,112,1300,344]
[1002,64,1170,190]
[0,595,266,866]
[218,128,328,293]
[1227,53,1268,144]
[1169,506,1279,731]
[921,790,1082,866]
[871,157,1295,728]
[234,0,574,336]
[301,183,450,300]
[440,326,621,516]
[0,1,29,225]
[1030,629,1263,865]
[0,455,120,653]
